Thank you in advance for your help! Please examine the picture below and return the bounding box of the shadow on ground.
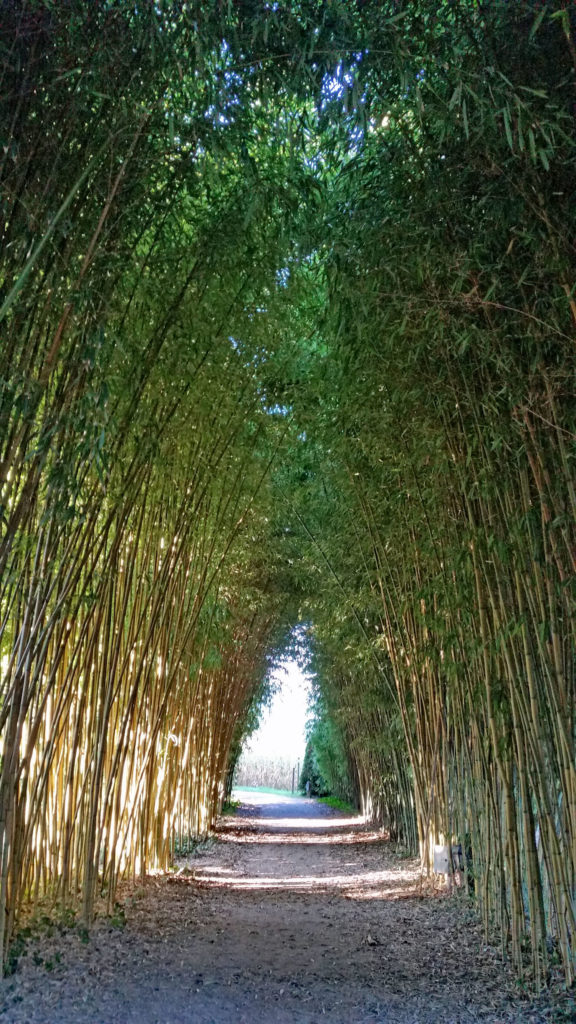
[0,790,568,1024]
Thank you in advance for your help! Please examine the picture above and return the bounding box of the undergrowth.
[173,835,217,858]
[222,799,241,814]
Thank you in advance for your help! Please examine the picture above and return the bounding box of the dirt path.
[0,792,566,1023]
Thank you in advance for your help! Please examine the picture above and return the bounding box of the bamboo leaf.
[0,143,108,323]
[502,106,514,152]
[462,98,469,139]
[530,8,547,40]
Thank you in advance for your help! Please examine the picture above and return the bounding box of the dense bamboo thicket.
[1,0,575,993]
[269,2,576,988]
[0,0,310,954]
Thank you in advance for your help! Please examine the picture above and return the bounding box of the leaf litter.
[1,793,574,1023]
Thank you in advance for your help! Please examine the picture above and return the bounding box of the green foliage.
[318,796,355,814]
[109,904,126,931]
[303,702,356,805]
[221,799,241,815]
[1,0,576,990]
[299,739,329,798]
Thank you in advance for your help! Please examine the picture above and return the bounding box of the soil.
[0,792,573,1024]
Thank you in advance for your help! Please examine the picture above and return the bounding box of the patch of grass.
[232,786,295,797]
[317,795,356,813]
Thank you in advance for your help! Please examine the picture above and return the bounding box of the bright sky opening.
[243,659,310,762]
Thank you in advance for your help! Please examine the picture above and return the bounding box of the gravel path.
[0,791,570,1023]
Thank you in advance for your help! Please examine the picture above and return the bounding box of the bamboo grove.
[1,0,576,992]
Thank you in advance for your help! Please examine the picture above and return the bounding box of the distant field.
[233,786,298,797]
